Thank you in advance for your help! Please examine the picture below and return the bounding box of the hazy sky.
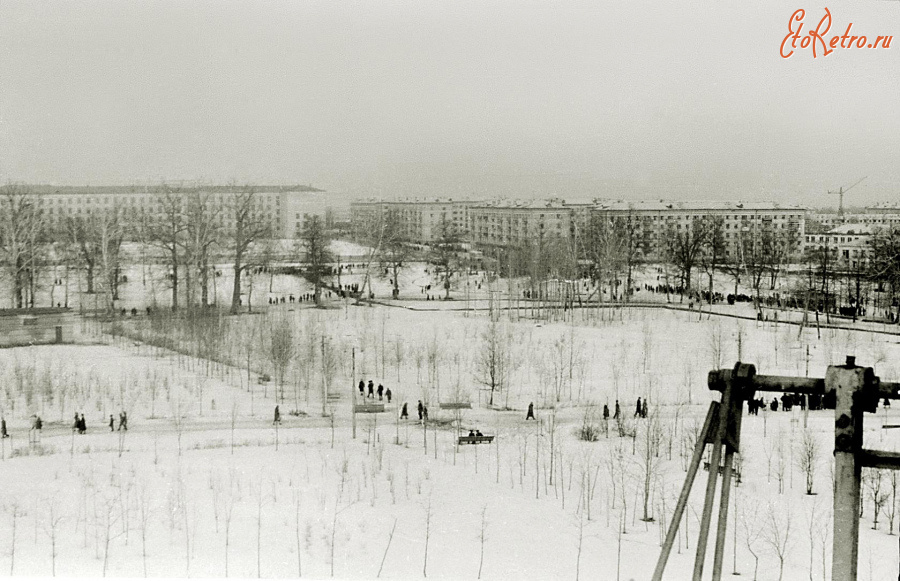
[2,0,899,206]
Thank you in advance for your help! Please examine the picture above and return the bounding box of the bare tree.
[864,467,889,529]
[141,188,186,310]
[665,218,709,302]
[796,427,819,495]
[699,215,726,304]
[869,225,900,323]
[300,215,332,305]
[41,498,65,577]
[474,317,509,407]
[182,192,221,308]
[0,186,46,308]
[268,314,295,404]
[762,501,793,581]
[378,209,411,299]
[4,500,24,575]
[637,411,664,522]
[429,217,464,300]
[226,189,273,313]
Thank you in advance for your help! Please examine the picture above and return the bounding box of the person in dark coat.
[423,405,429,421]
[526,402,535,420]
[0,417,7,438]
[368,380,374,398]
[603,404,610,421]
[377,384,384,400]
[273,405,281,425]
[400,403,408,419]
[119,411,128,431]
[635,397,643,418]
[74,413,81,433]
[417,400,423,420]
[614,400,621,419]
[358,380,365,396]
[468,430,475,437]
[79,413,86,434]
[385,388,392,403]
[642,399,648,418]
[109,415,115,431]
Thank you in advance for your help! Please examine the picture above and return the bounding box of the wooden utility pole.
[654,357,900,581]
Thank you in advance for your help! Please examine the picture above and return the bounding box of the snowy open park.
[1,299,900,580]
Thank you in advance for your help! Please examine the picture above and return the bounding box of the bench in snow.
[458,435,494,445]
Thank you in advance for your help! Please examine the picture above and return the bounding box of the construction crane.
[828,176,867,217]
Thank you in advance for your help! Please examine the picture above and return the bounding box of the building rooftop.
[592,200,806,212]
[826,224,875,235]
[0,184,324,195]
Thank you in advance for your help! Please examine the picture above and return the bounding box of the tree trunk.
[231,261,242,315]
[171,248,179,311]
[86,263,95,294]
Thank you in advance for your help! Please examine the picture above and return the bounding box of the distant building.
[0,308,74,347]
[350,198,480,244]
[351,197,808,262]
[0,184,341,239]
[803,223,874,270]
[468,199,575,248]
[590,200,805,261]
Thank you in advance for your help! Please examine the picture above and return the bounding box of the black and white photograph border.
[1,1,900,579]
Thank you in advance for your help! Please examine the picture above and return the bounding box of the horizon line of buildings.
[351,197,900,267]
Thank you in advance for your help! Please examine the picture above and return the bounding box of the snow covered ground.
[1,304,900,579]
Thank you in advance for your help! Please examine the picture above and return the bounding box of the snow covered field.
[1,305,900,579]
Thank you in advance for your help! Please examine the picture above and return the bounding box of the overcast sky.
[1,0,899,206]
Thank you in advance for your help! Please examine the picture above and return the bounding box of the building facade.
[350,199,479,244]
[1,185,336,239]
[590,201,806,261]
[803,223,874,271]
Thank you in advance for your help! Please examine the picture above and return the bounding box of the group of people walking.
[598,398,649,421]
[398,400,428,421]
[358,379,392,402]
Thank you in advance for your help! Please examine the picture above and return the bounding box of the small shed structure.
[0,308,74,347]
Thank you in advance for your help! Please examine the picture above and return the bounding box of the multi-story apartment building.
[350,199,479,244]
[803,223,874,271]
[468,199,575,248]
[806,205,900,233]
[352,197,808,264]
[590,201,806,261]
[1,184,333,239]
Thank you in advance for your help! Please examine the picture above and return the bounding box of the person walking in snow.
[109,415,115,432]
[273,405,281,425]
[614,400,621,419]
[417,400,423,421]
[73,412,81,433]
[603,404,610,421]
[377,384,384,400]
[641,399,648,418]
[79,413,86,434]
[526,402,535,420]
[119,411,128,431]
[358,380,365,396]
[385,387,392,403]
[0,417,7,438]
[635,397,643,418]
[368,380,374,399]
[400,402,408,419]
